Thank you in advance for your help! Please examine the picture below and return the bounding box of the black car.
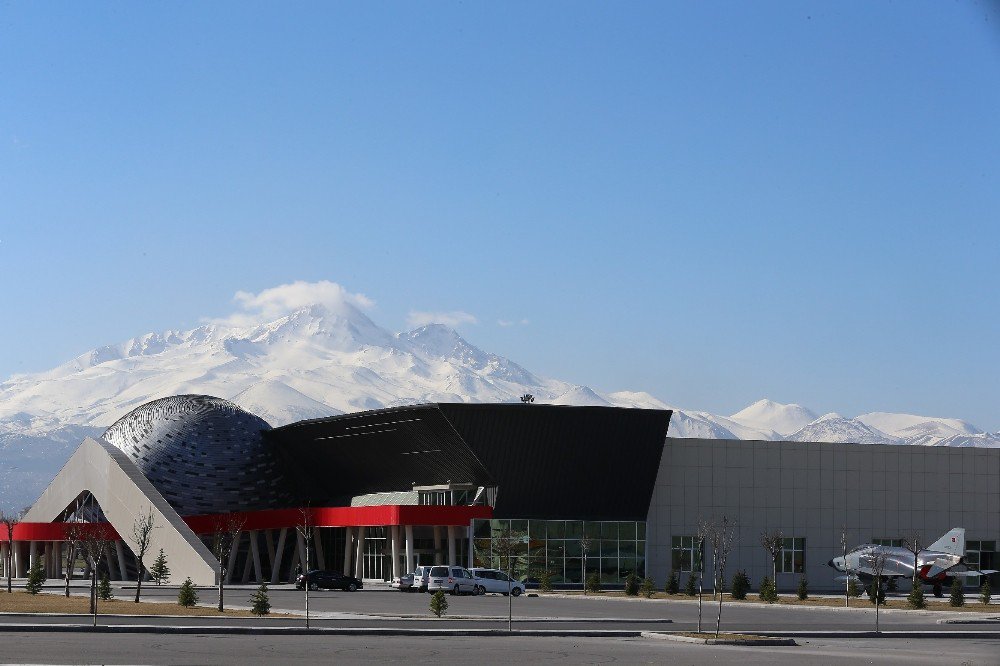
[295,569,363,592]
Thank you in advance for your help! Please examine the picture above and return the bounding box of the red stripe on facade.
[1,505,492,541]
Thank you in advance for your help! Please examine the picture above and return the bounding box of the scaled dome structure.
[102,394,293,516]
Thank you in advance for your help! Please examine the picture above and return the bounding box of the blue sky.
[2,1,998,429]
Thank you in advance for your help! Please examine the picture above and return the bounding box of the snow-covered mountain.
[1,296,997,509]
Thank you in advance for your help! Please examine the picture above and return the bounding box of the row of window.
[671,536,997,575]
[671,536,805,573]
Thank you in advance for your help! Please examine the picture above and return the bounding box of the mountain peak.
[729,399,818,436]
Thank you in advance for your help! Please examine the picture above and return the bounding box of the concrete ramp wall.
[23,437,217,585]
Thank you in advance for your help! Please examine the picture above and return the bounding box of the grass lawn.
[0,590,284,617]
[546,590,997,611]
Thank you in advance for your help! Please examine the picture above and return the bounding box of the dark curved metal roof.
[102,395,295,515]
[269,403,671,520]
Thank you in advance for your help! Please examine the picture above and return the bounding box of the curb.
[0,623,643,637]
[938,617,1000,625]
[0,611,671,624]
[738,630,1000,639]
[642,632,796,646]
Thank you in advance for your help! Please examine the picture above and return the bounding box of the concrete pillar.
[241,540,254,583]
[389,526,400,578]
[404,525,415,573]
[28,541,38,573]
[106,550,119,581]
[354,527,366,579]
[116,541,129,582]
[447,526,457,565]
[296,530,308,573]
[264,529,276,576]
[343,528,353,576]
[225,533,240,584]
[433,526,444,565]
[1,543,8,579]
[313,527,326,570]
[271,528,287,584]
[250,531,262,583]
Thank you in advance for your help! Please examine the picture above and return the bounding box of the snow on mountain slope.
[786,413,903,446]
[549,386,612,406]
[729,399,818,436]
[231,379,343,427]
[856,412,982,443]
[664,410,739,439]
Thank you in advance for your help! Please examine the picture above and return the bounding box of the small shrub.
[848,577,862,598]
[98,573,113,601]
[908,583,926,609]
[950,578,965,607]
[250,583,271,616]
[797,576,808,601]
[867,581,886,605]
[538,569,553,593]
[886,577,898,593]
[149,548,170,585]
[758,576,778,603]
[623,572,639,596]
[585,572,602,593]
[980,578,991,606]
[178,577,198,607]
[684,572,697,597]
[730,570,750,600]
[666,570,679,595]
[24,559,46,594]
[430,589,449,617]
[640,577,655,598]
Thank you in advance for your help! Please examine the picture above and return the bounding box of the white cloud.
[497,318,530,327]
[210,280,375,326]
[407,310,478,329]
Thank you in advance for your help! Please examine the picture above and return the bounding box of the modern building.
[2,395,997,591]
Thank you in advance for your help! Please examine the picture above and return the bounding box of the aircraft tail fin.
[927,528,965,556]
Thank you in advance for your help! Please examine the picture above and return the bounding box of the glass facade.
[671,536,701,572]
[472,519,645,585]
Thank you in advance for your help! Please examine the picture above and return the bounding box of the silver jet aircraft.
[828,527,996,592]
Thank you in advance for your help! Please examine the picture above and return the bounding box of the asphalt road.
[0,632,997,665]
[11,584,1000,634]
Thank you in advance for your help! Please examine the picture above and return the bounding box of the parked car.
[412,565,430,592]
[391,572,414,591]
[295,569,363,592]
[426,565,478,595]
[470,568,526,596]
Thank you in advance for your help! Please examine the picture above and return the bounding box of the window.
[966,540,996,570]
[778,537,805,574]
[873,538,904,548]
[671,536,701,572]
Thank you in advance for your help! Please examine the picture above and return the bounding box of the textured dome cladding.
[102,395,293,516]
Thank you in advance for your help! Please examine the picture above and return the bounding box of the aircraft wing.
[946,570,998,578]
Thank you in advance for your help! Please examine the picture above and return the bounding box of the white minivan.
[426,565,478,595]
[470,568,526,596]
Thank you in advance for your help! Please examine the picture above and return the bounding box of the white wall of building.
[647,438,1000,592]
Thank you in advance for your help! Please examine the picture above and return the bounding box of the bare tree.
[212,514,246,613]
[580,534,592,595]
[759,529,784,594]
[707,516,737,638]
[79,523,115,626]
[902,532,922,589]
[64,521,85,598]
[489,525,527,632]
[296,506,313,628]
[864,545,890,633]
[840,525,850,607]
[0,508,21,593]
[695,519,709,632]
[131,507,156,603]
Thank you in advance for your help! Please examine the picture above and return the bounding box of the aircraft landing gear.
[932,582,943,598]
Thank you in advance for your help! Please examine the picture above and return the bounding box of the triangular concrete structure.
[24,437,217,585]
